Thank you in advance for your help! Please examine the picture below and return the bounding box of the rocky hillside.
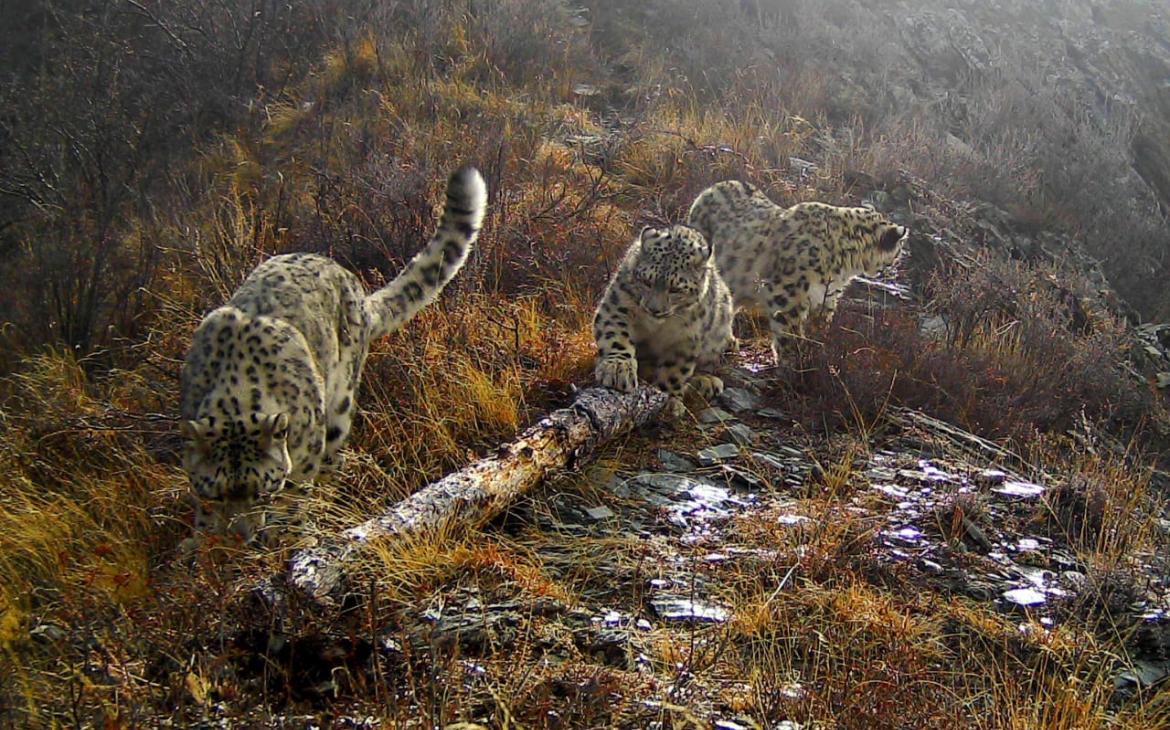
[604,0,1170,318]
[899,0,1170,215]
[880,0,1170,315]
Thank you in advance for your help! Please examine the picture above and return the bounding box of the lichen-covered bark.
[287,385,668,603]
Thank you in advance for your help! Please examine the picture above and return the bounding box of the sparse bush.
[1071,561,1150,629]
[1035,452,1163,559]
[932,490,992,548]
[1041,475,1114,551]
[0,0,387,355]
[783,250,1164,449]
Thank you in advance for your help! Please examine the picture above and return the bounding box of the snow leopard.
[687,181,907,361]
[180,165,487,544]
[593,224,734,415]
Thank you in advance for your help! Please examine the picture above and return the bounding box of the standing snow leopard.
[180,166,487,544]
[687,181,907,361]
[593,225,734,413]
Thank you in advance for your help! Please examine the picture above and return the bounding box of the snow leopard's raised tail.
[365,165,487,339]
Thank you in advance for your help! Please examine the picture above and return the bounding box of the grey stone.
[1117,659,1170,690]
[29,624,67,644]
[920,559,945,575]
[1061,570,1088,591]
[721,422,758,446]
[697,443,740,466]
[789,156,818,175]
[552,522,589,537]
[637,490,674,508]
[698,407,736,424]
[633,472,705,494]
[866,190,892,211]
[975,469,1008,486]
[1002,587,1047,607]
[991,481,1045,499]
[717,387,761,413]
[606,475,632,498]
[722,464,762,488]
[650,596,730,623]
[919,315,948,338]
[657,449,695,472]
[962,581,995,602]
[584,505,615,521]
[750,451,790,472]
[721,368,769,391]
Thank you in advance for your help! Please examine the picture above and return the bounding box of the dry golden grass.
[3,344,1169,724]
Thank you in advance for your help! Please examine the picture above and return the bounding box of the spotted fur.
[180,166,487,543]
[592,225,734,414]
[687,181,907,361]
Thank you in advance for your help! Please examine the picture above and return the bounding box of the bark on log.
[287,385,668,603]
[889,407,1023,465]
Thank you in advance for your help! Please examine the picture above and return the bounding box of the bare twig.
[123,0,191,56]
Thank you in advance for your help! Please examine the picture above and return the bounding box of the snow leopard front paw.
[662,396,687,421]
[595,355,638,393]
[686,374,724,402]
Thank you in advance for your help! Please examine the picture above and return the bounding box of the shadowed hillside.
[3,0,1170,726]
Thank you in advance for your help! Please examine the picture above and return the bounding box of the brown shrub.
[785,251,1163,449]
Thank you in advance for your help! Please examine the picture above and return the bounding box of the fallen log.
[888,407,1030,469]
[287,385,667,603]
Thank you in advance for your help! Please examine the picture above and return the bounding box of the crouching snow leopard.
[593,225,734,415]
[687,181,907,361]
[180,166,487,544]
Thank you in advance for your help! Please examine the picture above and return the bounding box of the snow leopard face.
[181,412,293,506]
[856,207,909,266]
[629,225,713,319]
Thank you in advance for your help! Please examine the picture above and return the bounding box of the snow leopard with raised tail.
[180,165,487,544]
[687,181,907,362]
[593,224,734,416]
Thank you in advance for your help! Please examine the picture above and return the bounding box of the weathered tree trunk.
[889,407,1022,465]
[287,385,667,603]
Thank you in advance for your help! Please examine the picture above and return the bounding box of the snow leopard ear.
[181,419,211,443]
[638,226,656,242]
[698,231,714,261]
[879,225,908,252]
[260,412,290,444]
[676,224,712,262]
[181,420,213,456]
